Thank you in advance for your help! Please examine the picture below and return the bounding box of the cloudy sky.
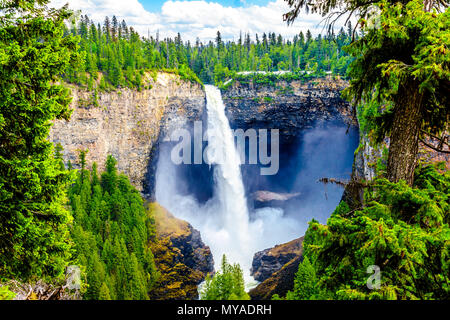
[49,0,335,41]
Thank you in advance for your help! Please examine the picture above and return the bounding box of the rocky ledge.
[251,191,301,209]
[251,237,303,283]
[50,72,205,194]
[222,77,355,141]
[148,203,214,300]
[249,237,304,300]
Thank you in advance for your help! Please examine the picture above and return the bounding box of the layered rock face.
[50,72,205,193]
[251,237,303,282]
[149,203,214,300]
[249,237,304,300]
[222,77,355,139]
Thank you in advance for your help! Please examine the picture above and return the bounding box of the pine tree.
[345,1,449,185]
[201,255,250,300]
[299,164,450,299]
[69,155,158,300]
[285,0,449,187]
[104,16,111,42]
[0,0,80,281]
[216,31,223,56]
[99,282,111,300]
[111,15,118,40]
[289,257,318,300]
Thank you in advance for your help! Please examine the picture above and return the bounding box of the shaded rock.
[50,72,205,194]
[222,77,356,143]
[251,237,303,282]
[149,203,214,300]
[249,255,303,300]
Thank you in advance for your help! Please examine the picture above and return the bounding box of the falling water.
[203,85,253,266]
[156,85,257,284]
[156,84,339,289]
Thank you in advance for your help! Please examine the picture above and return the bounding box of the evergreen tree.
[0,0,80,281]
[69,154,158,300]
[99,282,111,300]
[201,255,250,300]
[345,0,449,185]
[286,256,318,300]
[285,0,449,187]
[64,15,353,89]
[300,164,450,299]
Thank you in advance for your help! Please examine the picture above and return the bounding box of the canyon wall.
[50,72,205,194]
[148,203,214,300]
[222,77,355,140]
[51,75,355,195]
[50,75,361,300]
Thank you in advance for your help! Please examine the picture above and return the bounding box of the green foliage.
[0,0,80,281]
[298,163,449,300]
[0,286,16,300]
[63,15,203,89]
[344,0,449,142]
[68,154,158,300]
[66,15,354,88]
[285,256,319,300]
[201,255,250,300]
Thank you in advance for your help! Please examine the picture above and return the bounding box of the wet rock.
[149,203,214,300]
[251,237,303,283]
[252,191,301,202]
[251,191,302,209]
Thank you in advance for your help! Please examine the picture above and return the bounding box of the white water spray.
[202,85,254,271]
[155,85,302,286]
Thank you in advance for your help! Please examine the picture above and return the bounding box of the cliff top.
[150,202,192,239]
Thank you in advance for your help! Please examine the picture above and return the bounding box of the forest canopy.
[68,153,158,300]
[63,14,355,90]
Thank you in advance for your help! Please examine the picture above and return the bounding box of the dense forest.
[279,163,449,300]
[64,14,355,90]
[0,0,448,302]
[68,152,158,300]
[275,0,450,300]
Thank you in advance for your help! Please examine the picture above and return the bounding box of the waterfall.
[155,85,256,283]
[155,85,302,287]
[203,85,253,268]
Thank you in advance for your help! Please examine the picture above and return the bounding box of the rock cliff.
[222,77,355,140]
[49,75,366,300]
[50,72,205,194]
[148,203,214,300]
[251,237,303,282]
[249,237,304,300]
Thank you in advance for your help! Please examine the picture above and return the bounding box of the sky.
[140,0,273,11]
[48,0,337,41]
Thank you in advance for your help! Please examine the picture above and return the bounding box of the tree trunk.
[387,81,423,185]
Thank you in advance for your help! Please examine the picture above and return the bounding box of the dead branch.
[419,138,450,154]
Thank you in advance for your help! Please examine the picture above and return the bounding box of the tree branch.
[419,138,450,154]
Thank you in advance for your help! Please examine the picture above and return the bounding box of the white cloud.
[49,0,339,41]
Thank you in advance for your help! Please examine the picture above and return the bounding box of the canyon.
[50,72,358,299]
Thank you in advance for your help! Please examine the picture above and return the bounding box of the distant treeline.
[64,15,356,90]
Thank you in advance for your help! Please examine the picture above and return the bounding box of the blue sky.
[140,0,271,11]
[49,0,338,41]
